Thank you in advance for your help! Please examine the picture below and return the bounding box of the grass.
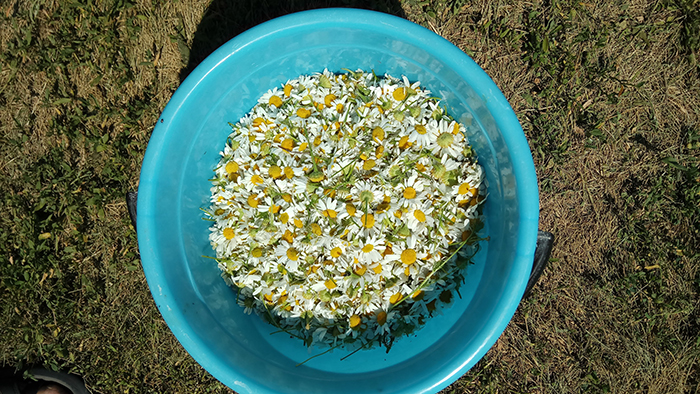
[0,0,698,393]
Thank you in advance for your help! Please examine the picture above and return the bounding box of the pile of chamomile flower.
[206,69,487,351]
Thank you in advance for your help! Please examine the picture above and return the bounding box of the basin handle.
[127,191,138,232]
[523,230,554,299]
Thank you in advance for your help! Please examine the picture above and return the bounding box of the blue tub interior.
[137,9,539,394]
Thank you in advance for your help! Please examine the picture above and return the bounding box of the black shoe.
[0,367,90,394]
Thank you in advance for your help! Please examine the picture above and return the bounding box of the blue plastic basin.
[137,8,539,394]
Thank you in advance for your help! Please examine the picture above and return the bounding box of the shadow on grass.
[179,0,406,83]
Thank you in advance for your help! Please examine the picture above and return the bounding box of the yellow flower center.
[286,248,299,261]
[268,166,282,179]
[354,265,367,276]
[280,212,289,224]
[363,159,376,171]
[416,162,426,172]
[376,201,390,213]
[223,227,235,240]
[336,103,344,112]
[269,204,280,214]
[372,263,382,274]
[214,208,225,216]
[376,145,384,158]
[324,94,336,107]
[283,84,292,97]
[376,311,387,325]
[458,182,471,195]
[251,175,264,185]
[401,249,416,265]
[389,293,402,304]
[225,161,239,174]
[349,314,361,328]
[360,213,375,228]
[411,289,425,301]
[252,117,264,127]
[314,136,322,146]
[415,124,427,135]
[330,247,343,258]
[362,244,374,253]
[398,135,410,149]
[324,188,336,198]
[346,203,356,217]
[297,108,311,118]
[251,247,263,257]
[298,142,308,151]
[247,195,259,208]
[284,166,295,179]
[281,138,294,152]
[310,223,322,236]
[372,127,385,142]
[268,95,282,108]
[393,87,406,101]
[281,230,293,243]
[414,209,426,222]
[383,243,393,256]
[294,218,303,228]
[322,209,338,218]
[403,187,416,199]
[325,279,337,289]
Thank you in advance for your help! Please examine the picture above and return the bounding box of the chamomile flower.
[317,197,341,221]
[429,119,465,158]
[256,195,282,215]
[441,155,461,172]
[241,167,268,191]
[350,180,385,208]
[395,174,427,207]
[210,226,238,257]
[407,122,435,147]
[274,241,303,272]
[327,240,347,263]
[405,202,435,235]
[357,236,385,264]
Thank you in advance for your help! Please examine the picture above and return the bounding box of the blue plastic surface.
[137,8,539,394]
